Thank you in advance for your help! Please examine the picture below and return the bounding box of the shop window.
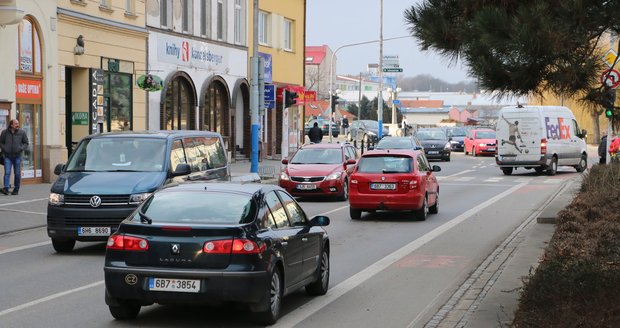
[162,75,195,130]
[104,72,133,132]
[16,18,42,75]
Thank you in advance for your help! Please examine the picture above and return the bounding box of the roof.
[300,142,350,149]
[86,130,222,139]
[162,181,280,194]
[305,101,329,117]
[401,108,451,114]
[399,99,444,108]
[360,149,418,157]
[305,45,327,65]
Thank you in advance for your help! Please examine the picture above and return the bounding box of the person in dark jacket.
[308,122,323,143]
[0,119,29,195]
[599,132,608,164]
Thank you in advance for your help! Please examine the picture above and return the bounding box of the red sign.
[15,78,42,99]
[600,69,620,89]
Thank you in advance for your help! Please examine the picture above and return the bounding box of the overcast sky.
[306,0,472,83]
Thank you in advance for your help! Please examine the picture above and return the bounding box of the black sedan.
[104,182,330,325]
[305,118,339,137]
[416,128,452,161]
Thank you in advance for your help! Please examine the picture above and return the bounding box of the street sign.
[383,68,403,73]
[392,99,400,105]
[600,69,620,89]
[602,49,618,68]
[264,84,275,108]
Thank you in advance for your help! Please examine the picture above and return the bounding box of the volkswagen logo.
[90,195,102,208]
[171,243,181,255]
[125,274,138,285]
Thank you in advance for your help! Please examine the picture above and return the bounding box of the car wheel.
[575,154,587,173]
[52,238,76,253]
[472,147,477,157]
[443,155,451,162]
[547,156,558,176]
[414,197,427,221]
[338,179,349,201]
[347,132,352,142]
[535,167,544,174]
[464,147,469,155]
[252,267,283,325]
[428,191,439,214]
[306,246,330,296]
[501,167,513,175]
[108,300,141,320]
[350,207,362,220]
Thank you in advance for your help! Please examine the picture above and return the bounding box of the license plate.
[297,184,317,190]
[78,226,111,236]
[487,148,496,151]
[370,183,396,190]
[427,151,439,155]
[149,278,201,293]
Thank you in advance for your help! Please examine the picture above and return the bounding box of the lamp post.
[378,0,384,139]
[386,87,401,124]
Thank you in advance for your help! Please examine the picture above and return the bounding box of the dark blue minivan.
[47,130,230,252]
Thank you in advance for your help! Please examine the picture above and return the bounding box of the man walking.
[0,119,29,195]
[308,122,323,143]
[341,115,349,135]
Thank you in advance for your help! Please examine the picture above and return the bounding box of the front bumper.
[424,149,451,159]
[279,178,345,197]
[47,205,135,241]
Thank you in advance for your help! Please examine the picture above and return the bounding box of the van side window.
[203,137,227,169]
[572,119,581,137]
[170,139,187,172]
[183,138,201,172]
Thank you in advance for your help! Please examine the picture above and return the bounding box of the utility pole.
[358,72,362,119]
[250,0,260,173]
[378,0,384,139]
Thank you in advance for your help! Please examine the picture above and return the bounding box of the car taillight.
[540,138,547,155]
[106,234,149,251]
[409,179,418,189]
[203,239,264,254]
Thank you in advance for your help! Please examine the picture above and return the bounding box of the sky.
[306,0,473,83]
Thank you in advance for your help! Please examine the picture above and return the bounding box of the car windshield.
[65,137,167,172]
[416,130,447,140]
[357,156,412,173]
[376,138,413,149]
[476,131,496,139]
[447,128,467,137]
[361,120,378,129]
[135,191,256,224]
[290,148,342,164]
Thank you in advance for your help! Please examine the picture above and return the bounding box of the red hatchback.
[464,129,497,156]
[279,143,358,200]
[348,149,441,220]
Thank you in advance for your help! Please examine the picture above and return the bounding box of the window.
[234,0,245,44]
[283,18,293,51]
[258,11,270,45]
[217,0,227,41]
[278,191,306,226]
[170,139,187,172]
[125,0,135,14]
[182,0,192,33]
[160,0,169,27]
[200,0,210,37]
[100,0,111,9]
[265,191,290,229]
[16,18,41,75]
[417,155,428,172]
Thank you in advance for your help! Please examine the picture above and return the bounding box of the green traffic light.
[606,109,614,118]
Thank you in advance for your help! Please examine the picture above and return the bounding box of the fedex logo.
[545,117,571,140]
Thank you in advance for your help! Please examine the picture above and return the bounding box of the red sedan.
[464,129,497,156]
[279,143,358,200]
[348,149,441,220]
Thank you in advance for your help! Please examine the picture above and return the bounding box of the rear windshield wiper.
[138,211,152,224]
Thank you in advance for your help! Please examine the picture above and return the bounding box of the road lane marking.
[272,182,527,328]
[0,280,104,317]
[0,241,51,255]
[0,208,46,215]
[441,169,475,179]
[0,198,48,207]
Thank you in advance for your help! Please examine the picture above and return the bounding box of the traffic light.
[604,89,616,118]
[331,94,339,112]
[284,91,298,108]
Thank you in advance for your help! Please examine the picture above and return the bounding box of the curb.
[536,176,580,224]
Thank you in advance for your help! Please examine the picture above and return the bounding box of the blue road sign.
[264,84,275,108]
[392,99,401,105]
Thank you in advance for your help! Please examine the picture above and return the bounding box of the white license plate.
[149,278,201,293]
[487,148,496,151]
[370,183,396,190]
[427,151,439,155]
[78,226,111,236]
[297,184,317,190]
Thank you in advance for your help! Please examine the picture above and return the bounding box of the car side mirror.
[309,215,330,226]
[346,159,356,165]
[54,164,64,175]
[432,165,441,172]
[281,159,289,165]
[580,129,587,138]
[171,163,191,177]
[448,137,453,141]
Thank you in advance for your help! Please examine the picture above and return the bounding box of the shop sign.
[259,52,272,83]
[15,79,42,99]
[137,74,164,91]
[157,34,229,69]
[89,68,104,134]
[72,112,89,125]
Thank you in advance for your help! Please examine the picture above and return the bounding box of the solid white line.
[0,198,48,207]
[0,280,104,317]
[0,241,51,255]
[272,182,527,328]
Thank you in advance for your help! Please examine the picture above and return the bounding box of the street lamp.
[386,87,402,124]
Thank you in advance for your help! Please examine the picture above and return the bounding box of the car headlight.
[326,172,342,180]
[129,192,152,205]
[49,193,64,206]
[444,143,451,149]
[479,143,486,147]
[450,140,458,144]
[367,131,377,136]
[280,172,290,181]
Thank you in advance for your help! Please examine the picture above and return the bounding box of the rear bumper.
[495,155,549,168]
[349,192,424,211]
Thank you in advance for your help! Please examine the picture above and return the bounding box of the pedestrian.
[401,116,409,135]
[342,115,349,135]
[308,122,323,143]
[0,119,29,195]
[598,132,608,164]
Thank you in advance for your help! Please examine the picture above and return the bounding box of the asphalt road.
[0,151,587,327]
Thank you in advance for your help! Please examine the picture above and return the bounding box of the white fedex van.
[495,105,588,176]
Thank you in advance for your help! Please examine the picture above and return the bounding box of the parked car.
[279,143,358,200]
[348,149,441,221]
[104,182,331,325]
[304,118,339,138]
[464,129,497,156]
[446,127,468,151]
[347,120,390,145]
[415,128,452,161]
[375,136,424,151]
[47,130,230,253]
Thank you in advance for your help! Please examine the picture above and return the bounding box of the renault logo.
[125,274,138,285]
[90,195,102,208]
[171,243,181,255]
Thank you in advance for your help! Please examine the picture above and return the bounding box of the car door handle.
[302,237,308,242]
